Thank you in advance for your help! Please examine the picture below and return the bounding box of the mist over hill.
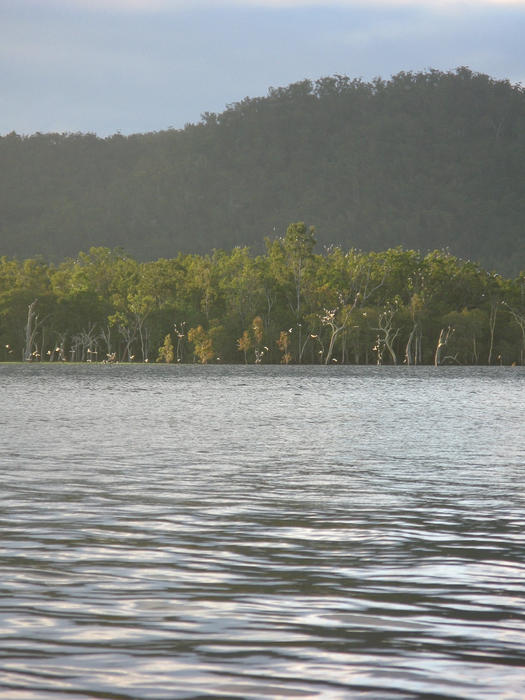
[1,67,524,274]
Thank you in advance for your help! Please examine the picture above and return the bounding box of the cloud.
[29,0,525,10]
[3,0,525,135]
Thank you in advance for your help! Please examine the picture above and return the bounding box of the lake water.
[1,364,524,699]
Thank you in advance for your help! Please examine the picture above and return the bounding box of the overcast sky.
[1,0,524,136]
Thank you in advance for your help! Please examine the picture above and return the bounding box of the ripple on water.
[0,364,524,698]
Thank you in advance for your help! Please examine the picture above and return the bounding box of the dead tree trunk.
[119,324,137,362]
[434,326,453,366]
[50,333,67,362]
[487,302,498,365]
[99,324,113,361]
[405,322,419,365]
[374,306,400,365]
[23,299,38,361]
[503,303,525,365]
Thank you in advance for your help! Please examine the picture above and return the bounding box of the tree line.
[1,68,525,275]
[1,223,524,366]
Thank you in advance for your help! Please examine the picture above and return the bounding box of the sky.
[1,0,524,136]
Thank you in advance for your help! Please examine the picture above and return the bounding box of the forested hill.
[1,67,525,274]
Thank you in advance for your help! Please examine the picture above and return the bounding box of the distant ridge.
[1,67,524,274]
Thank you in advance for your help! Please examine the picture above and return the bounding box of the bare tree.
[373,304,400,365]
[322,262,386,365]
[405,322,422,365]
[118,323,137,362]
[404,294,424,365]
[321,300,353,365]
[23,299,39,361]
[503,302,525,365]
[134,309,152,362]
[71,323,98,362]
[434,326,454,366]
[487,301,499,365]
[173,321,187,363]
[49,333,67,362]
[99,324,113,361]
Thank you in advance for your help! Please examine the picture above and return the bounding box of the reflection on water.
[1,364,524,698]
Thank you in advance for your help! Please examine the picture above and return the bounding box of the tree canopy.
[1,68,524,274]
[1,227,524,366]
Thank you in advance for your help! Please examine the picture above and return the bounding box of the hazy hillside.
[1,67,524,274]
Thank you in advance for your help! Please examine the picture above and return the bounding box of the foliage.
[188,325,214,364]
[156,334,174,364]
[237,330,252,363]
[1,232,524,365]
[1,69,525,275]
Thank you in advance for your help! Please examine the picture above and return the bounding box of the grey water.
[1,364,524,699]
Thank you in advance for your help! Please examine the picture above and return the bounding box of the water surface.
[1,365,524,698]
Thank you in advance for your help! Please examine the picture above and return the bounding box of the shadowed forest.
[2,223,524,365]
[1,68,525,275]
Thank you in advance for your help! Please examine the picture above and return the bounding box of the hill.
[1,67,524,274]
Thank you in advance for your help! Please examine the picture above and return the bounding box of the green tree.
[277,330,291,364]
[237,329,252,363]
[156,334,174,363]
[188,325,214,364]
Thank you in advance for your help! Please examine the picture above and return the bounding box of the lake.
[1,364,524,698]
